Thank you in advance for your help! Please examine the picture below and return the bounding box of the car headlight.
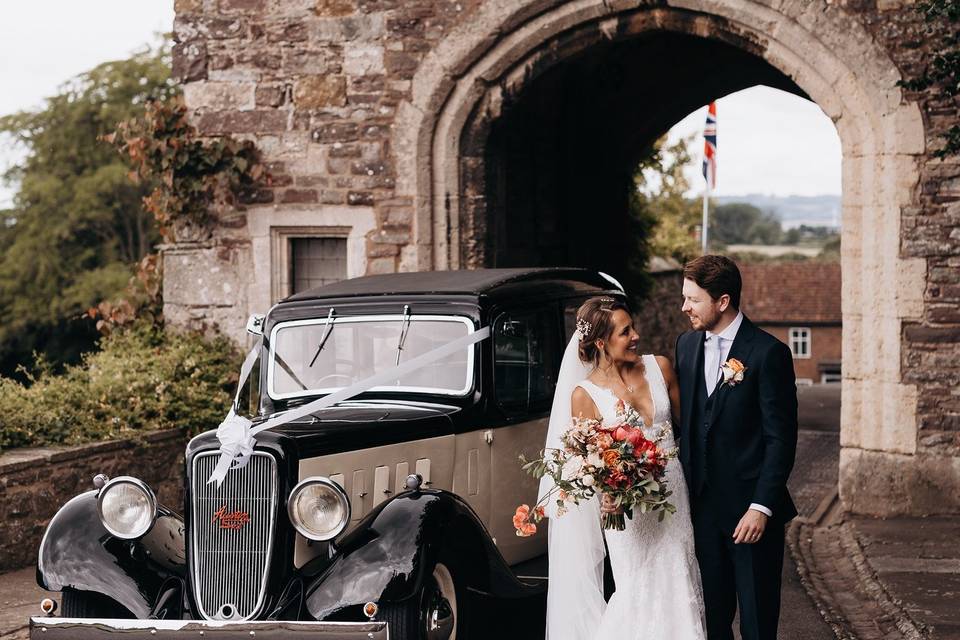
[287,477,351,541]
[96,476,157,539]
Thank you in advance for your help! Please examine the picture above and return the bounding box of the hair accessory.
[576,318,592,340]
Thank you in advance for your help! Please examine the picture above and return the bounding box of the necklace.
[602,366,636,394]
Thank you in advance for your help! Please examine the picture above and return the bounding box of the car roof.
[283,268,621,301]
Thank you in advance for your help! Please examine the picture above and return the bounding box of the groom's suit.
[675,313,798,640]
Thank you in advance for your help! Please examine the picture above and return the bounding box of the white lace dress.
[577,355,706,640]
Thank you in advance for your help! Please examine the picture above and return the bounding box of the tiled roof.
[739,261,841,324]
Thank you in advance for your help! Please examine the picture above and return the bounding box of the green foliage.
[0,322,240,451]
[898,0,960,158]
[711,202,784,245]
[107,98,267,241]
[630,135,704,263]
[0,43,178,376]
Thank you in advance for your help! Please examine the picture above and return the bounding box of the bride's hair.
[576,296,631,366]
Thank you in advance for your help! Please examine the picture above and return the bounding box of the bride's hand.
[600,493,620,514]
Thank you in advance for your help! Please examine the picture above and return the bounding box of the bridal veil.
[538,334,606,640]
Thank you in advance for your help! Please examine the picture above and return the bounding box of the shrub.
[0,323,240,451]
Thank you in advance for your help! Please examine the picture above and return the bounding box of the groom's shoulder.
[677,330,700,347]
[748,321,791,355]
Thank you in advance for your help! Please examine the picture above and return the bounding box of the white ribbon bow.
[207,325,491,487]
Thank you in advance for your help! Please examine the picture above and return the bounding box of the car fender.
[36,490,186,618]
[303,489,538,620]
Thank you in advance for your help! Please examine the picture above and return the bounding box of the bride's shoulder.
[571,383,600,419]
[646,354,678,383]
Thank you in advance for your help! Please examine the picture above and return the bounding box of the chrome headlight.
[287,477,350,541]
[96,476,157,539]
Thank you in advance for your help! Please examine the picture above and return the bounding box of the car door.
[487,305,563,565]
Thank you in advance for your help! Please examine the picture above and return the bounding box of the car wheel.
[381,562,459,640]
[61,588,131,618]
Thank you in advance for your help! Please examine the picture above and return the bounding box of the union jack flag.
[702,101,717,190]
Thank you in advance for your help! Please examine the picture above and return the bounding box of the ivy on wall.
[899,0,960,158]
[105,97,268,242]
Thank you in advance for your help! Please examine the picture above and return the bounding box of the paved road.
[0,385,843,639]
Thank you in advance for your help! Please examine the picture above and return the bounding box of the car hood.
[187,400,462,460]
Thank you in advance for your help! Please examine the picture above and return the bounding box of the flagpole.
[702,185,709,255]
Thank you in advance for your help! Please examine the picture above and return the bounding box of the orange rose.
[727,358,745,373]
[512,504,531,530]
[516,522,537,537]
[534,506,545,521]
[602,449,621,468]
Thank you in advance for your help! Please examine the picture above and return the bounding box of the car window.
[494,308,562,415]
[268,315,475,399]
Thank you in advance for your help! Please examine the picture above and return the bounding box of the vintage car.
[32,268,626,639]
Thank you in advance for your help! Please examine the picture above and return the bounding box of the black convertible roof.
[284,268,621,301]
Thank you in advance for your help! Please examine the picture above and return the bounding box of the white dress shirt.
[704,311,773,518]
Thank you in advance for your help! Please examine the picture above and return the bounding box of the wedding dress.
[540,336,706,640]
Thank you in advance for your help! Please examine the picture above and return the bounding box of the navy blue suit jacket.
[674,315,799,529]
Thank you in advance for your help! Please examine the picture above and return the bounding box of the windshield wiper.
[308,308,336,367]
[396,304,411,366]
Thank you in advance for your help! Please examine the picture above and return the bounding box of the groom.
[675,255,798,640]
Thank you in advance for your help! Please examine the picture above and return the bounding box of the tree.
[711,202,783,245]
[630,135,704,263]
[0,43,178,377]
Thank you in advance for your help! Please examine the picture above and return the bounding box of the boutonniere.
[720,358,747,387]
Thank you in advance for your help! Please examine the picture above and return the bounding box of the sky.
[666,86,842,198]
[0,1,842,208]
[0,1,175,208]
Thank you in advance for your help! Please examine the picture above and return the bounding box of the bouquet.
[514,399,677,534]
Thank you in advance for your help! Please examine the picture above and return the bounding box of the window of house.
[290,237,347,294]
[789,327,811,359]
[819,361,842,384]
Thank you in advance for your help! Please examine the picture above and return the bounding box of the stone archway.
[393,0,935,514]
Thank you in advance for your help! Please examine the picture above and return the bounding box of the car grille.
[190,451,277,621]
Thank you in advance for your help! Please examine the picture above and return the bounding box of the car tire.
[61,588,131,618]
[381,562,460,640]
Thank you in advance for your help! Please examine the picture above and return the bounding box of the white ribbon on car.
[207,325,492,487]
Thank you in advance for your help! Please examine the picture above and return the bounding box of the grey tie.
[706,335,724,396]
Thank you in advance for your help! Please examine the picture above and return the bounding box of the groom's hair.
[683,255,742,309]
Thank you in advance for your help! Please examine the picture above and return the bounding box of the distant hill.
[714,194,841,230]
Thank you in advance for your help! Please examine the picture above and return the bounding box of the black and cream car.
[32,268,626,639]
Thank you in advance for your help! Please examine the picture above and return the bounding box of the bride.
[540,296,706,639]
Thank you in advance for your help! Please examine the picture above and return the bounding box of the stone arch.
[393,0,930,512]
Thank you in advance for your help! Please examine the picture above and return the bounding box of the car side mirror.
[246,314,266,336]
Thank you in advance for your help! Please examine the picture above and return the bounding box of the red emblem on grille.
[212,505,250,530]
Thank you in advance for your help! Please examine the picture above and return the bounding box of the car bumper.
[30,617,388,639]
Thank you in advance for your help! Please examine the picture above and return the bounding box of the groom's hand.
[733,509,768,544]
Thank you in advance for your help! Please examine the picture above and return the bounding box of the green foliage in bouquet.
[0,322,241,451]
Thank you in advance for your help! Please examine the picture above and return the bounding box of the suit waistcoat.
[689,373,716,495]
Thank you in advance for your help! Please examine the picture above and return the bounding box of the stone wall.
[634,267,688,365]
[0,430,187,572]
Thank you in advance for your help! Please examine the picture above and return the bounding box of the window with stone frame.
[789,327,812,359]
[290,236,347,294]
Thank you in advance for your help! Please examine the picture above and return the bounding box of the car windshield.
[267,314,475,399]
